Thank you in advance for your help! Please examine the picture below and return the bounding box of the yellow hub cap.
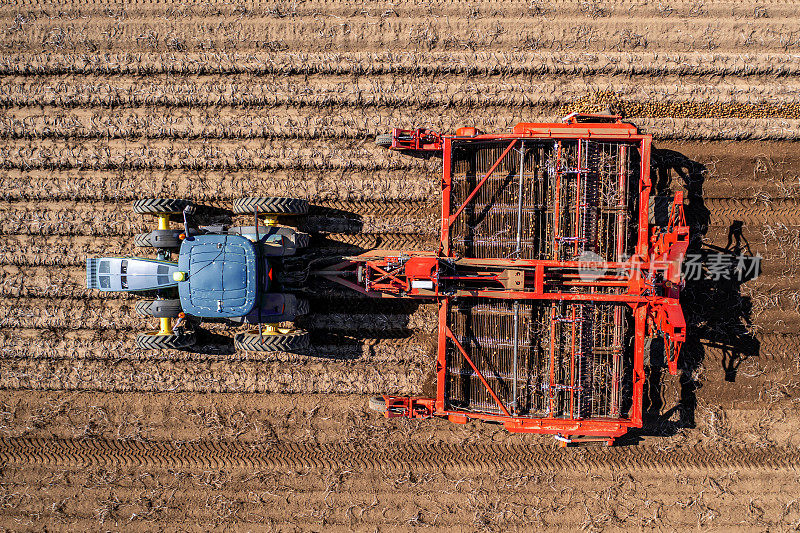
[260,324,293,335]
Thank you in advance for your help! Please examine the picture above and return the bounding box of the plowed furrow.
[7,113,800,142]
[0,169,438,202]
[2,18,800,53]
[3,51,800,77]
[0,138,428,172]
[0,437,796,472]
[5,79,800,112]
[0,2,794,19]
[0,358,425,394]
[0,265,86,298]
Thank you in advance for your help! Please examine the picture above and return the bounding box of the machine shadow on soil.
[637,148,761,441]
[301,204,424,361]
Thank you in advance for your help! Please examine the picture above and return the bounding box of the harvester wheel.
[135,299,182,318]
[368,396,386,413]
[134,230,181,249]
[232,197,308,216]
[375,133,393,147]
[136,330,196,350]
[233,329,310,353]
[133,198,190,215]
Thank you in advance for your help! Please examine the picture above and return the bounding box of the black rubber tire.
[293,231,310,248]
[133,198,190,215]
[295,298,310,317]
[233,329,310,353]
[375,133,393,147]
[368,396,386,413]
[134,230,182,249]
[135,331,196,350]
[135,299,182,318]
[232,197,308,215]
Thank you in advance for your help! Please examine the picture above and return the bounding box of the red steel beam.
[637,137,652,256]
[574,139,583,257]
[367,262,407,289]
[552,141,563,256]
[448,139,518,226]
[441,137,453,256]
[629,304,647,427]
[445,326,512,417]
[450,291,651,302]
[436,299,448,413]
[569,305,577,418]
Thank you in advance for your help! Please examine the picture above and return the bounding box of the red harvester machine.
[321,114,689,444]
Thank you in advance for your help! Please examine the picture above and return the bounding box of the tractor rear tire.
[368,396,386,413]
[136,331,196,350]
[293,231,310,248]
[295,298,310,317]
[232,197,308,215]
[134,230,181,249]
[233,329,310,353]
[133,198,190,215]
[375,133,393,147]
[135,299,182,318]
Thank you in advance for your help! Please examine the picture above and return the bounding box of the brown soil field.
[1,0,800,530]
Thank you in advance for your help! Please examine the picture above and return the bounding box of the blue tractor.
[87,197,311,353]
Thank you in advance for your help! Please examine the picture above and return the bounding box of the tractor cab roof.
[177,234,257,318]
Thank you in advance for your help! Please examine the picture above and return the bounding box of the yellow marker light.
[173,271,186,282]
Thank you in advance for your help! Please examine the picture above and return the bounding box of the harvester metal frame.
[323,115,689,442]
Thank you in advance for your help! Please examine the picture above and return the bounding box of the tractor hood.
[177,234,257,318]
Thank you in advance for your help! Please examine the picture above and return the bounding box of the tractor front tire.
[233,329,310,353]
[133,198,191,215]
[134,230,182,249]
[135,299,183,318]
[232,197,308,216]
[136,331,196,350]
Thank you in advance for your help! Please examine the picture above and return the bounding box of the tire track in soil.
[698,197,800,226]
[0,436,797,473]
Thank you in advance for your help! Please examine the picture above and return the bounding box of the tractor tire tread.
[135,331,196,350]
[232,197,308,215]
[233,330,310,353]
[135,299,183,318]
[133,198,190,215]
